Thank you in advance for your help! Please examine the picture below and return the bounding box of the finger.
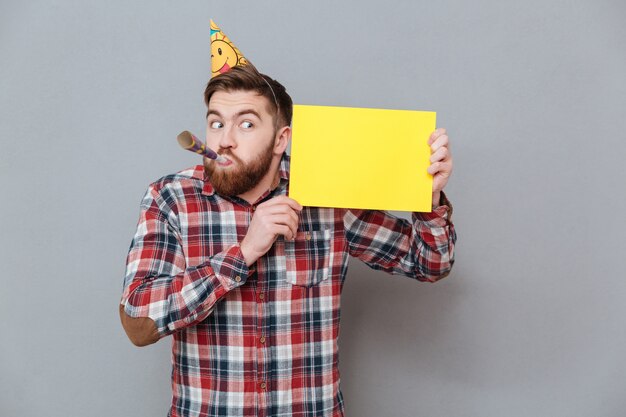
[261,195,303,212]
[428,128,447,145]
[270,224,295,240]
[427,162,440,176]
[430,134,449,153]
[429,146,449,163]
[266,214,299,239]
[428,128,445,144]
[277,220,298,240]
[283,197,303,212]
[285,209,300,233]
[262,203,300,217]
[433,174,451,194]
[427,159,453,176]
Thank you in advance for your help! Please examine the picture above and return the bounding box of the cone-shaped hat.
[210,19,248,78]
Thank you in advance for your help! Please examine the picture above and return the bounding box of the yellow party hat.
[210,20,249,78]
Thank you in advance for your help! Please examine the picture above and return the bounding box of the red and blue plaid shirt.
[121,153,456,417]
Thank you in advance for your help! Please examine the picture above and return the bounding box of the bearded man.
[120,63,456,417]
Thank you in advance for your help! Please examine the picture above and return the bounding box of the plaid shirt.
[121,153,456,417]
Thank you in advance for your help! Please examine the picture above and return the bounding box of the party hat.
[210,19,248,78]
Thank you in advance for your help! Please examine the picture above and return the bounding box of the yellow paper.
[289,105,436,212]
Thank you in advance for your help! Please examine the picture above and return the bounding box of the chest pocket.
[284,229,332,287]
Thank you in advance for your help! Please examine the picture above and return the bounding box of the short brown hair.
[204,64,293,129]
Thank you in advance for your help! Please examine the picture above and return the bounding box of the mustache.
[216,149,243,165]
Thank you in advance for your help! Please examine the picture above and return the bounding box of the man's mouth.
[217,156,233,167]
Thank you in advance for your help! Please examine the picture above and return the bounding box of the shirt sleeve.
[120,184,251,339]
[343,192,456,282]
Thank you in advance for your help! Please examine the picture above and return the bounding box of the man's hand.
[240,196,302,266]
[427,128,453,207]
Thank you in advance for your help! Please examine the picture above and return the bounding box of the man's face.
[204,90,278,197]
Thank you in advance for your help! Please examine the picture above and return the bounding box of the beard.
[203,138,275,197]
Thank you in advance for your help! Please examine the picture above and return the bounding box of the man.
[120,64,456,417]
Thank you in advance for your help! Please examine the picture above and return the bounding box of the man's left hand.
[427,128,453,207]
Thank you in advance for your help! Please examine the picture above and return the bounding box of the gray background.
[1,0,625,416]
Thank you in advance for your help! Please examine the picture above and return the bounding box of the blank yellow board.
[289,105,436,212]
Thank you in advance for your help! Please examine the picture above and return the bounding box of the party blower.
[176,131,228,163]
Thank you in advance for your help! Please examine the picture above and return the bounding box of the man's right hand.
[240,196,302,266]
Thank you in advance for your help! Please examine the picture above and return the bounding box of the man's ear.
[274,126,291,154]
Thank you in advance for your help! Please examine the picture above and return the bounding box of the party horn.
[176,131,227,163]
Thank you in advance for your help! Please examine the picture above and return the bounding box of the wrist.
[239,239,259,267]
[432,191,441,208]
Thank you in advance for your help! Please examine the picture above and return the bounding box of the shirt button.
[260,336,266,344]
[260,382,267,390]
[259,293,265,300]
[305,232,311,241]
[234,275,241,282]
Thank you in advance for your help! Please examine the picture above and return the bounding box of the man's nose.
[218,126,236,149]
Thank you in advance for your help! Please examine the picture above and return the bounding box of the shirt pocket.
[284,229,332,287]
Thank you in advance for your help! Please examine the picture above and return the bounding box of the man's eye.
[210,121,223,129]
[241,121,253,129]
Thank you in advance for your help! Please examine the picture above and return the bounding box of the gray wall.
[1,1,625,416]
